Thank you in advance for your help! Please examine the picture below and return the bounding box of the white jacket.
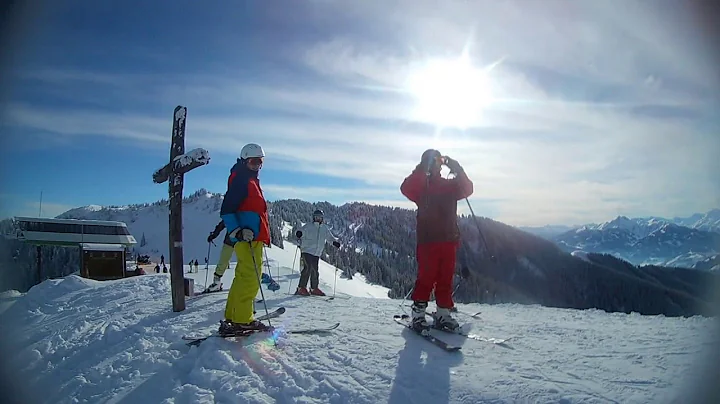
[298,222,338,257]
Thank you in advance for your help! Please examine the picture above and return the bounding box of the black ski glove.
[296,230,303,238]
[332,241,341,248]
[444,156,463,174]
[207,233,215,243]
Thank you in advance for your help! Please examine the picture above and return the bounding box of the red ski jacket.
[220,161,271,246]
[400,166,474,244]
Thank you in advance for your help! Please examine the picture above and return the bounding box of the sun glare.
[406,56,494,129]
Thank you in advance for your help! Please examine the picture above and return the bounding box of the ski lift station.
[13,216,137,282]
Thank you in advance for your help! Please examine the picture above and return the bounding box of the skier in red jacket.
[400,149,473,331]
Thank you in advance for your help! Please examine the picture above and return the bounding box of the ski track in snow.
[1,242,718,403]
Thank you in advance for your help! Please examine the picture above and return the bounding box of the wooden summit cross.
[153,105,210,312]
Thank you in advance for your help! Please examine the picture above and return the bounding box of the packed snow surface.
[0,241,717,403]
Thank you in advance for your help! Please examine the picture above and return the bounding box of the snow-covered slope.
[190,239,390,299]
[570,250,591,263]
[1,240,718,403]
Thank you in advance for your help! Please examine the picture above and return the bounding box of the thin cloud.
[4,1,719,226]
[263,184,402,203]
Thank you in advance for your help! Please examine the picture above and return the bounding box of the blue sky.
[1,0,718,226]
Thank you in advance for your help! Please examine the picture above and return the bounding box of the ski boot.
[295,287,310,296]
[267,281,280,291]
[411,301,430,333]
[432,307,460,332]
[218,319,272,337]
[204,273,223,293]
[310,288,326,296]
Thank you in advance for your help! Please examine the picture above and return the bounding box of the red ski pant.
[411,241,458,309]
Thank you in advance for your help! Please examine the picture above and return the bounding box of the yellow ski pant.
[214,243,235,276]
[224,241,263,324]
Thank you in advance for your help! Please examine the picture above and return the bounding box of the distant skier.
[217,143,271,334]
[160,255,165,266]
[154,263,160,274]
[205,220,237,292]
[400,149,473,332]
[194,259,199,273]
[294,209,340,296]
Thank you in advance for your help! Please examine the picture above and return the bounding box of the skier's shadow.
[388,328,464,404]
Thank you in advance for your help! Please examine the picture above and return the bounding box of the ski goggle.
[246,157,263,166]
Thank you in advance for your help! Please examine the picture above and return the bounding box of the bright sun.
[406,55,494,129]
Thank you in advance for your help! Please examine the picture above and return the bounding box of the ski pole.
[203,241,211,288]
[451,266,471,299]
[399,286,414,312]
[248,241,274,345]
[287,244,300,294]
[262,246,275,293]
[451,282,461,298]
[464,197,491,259]
[332,252,339,299]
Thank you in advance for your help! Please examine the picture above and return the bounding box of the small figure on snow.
[400,149,473,332]
[294,209,341,297]
[160,254,165,266]
[205,220,238,292]
[194,259,199,272]
[217,143,272,334]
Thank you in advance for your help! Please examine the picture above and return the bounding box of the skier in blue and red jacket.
[400,148,473,332]
[217,143,271,334]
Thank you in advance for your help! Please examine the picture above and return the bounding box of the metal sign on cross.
[153,105,210,312]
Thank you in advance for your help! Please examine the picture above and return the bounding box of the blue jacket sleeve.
[220,170,249,216]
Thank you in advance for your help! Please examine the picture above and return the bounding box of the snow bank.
[0,289,21,299]
[571,250,591,263]
[0,268,716,403]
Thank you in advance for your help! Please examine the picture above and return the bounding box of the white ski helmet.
[240,143,265,160]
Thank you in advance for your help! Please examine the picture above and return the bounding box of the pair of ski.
[182,307,340,346]
[393,314,512,351]
[284,292,349,301]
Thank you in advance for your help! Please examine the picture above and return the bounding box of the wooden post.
[152,106,210,312]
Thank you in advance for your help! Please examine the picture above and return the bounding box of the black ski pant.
[299,252,320,290]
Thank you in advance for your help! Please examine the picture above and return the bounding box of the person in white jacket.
[294,209,340,296]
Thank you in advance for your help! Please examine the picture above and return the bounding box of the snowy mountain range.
[516,224,576,239]
[671,208,720,233]
[552,211,720,268]
[41,188,720,271]
[2,189,718,318]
